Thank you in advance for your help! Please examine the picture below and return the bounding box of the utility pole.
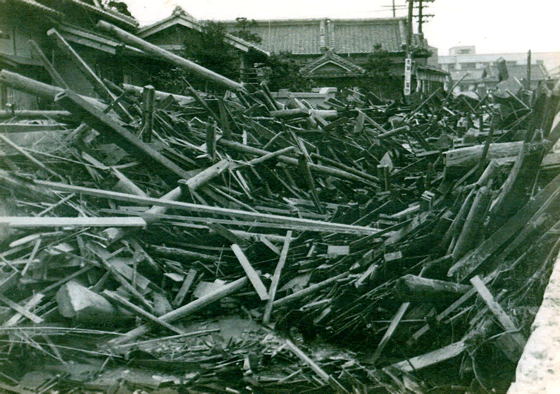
[404,0,414,97]
[418,0,423,37]
[526,50,532,90]
[392,0,396,17]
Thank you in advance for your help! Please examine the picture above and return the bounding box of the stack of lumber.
[0,22,560,394]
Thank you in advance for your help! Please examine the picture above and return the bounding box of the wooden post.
[206,119,216,162]
[396,274,471,301]
[526,50,532,90]
[452,186,491,261]
[140,85,155,143]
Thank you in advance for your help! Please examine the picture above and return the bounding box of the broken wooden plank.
[263,231,293,324]
[369,302,410,364]
[218,139,378,187]
[470,275,526,356]
[173,269,197,308]
[103,290,185,335]
[448,172,560,281]
[0,293,43,324]
[273,272,348,307]
[0,134,62,180]
[207,222,247,245]
[108,276,249,347]
[387,341,467,372]
[284,340,349,393]
[54,90,191,182]
[231,244,269,301]
[3,293,44,327]
[35,180,381,235]
[396,275,471,301]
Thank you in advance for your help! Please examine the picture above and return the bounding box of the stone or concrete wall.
[507,253,560,393]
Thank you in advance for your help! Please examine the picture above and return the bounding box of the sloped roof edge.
[301,51,366,76]
[138,12,269,56]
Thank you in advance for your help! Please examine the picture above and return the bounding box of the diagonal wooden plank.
[263,231,293,324]
[231,244,269,301]
[0,294,43,324]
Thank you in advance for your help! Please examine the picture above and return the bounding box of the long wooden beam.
[0,216,146,228]
[218,139,378,187]
[55,90,191,182]
[108,276,249,346]
[448,172,560,281]
[97,20,245,92]
[0,70,104,110]
[34,180,380,235]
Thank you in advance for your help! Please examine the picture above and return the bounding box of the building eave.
[62,0,138,29]
[138,13,269,56]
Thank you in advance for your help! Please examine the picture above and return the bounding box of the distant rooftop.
[220,17,415,55]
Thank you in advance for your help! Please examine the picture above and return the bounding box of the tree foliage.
[231,17,262,44]
[263,53,314,92]
[182,21,240,84]
[363,44,403,98]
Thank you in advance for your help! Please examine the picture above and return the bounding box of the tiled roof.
[332,20,404,54]
[222,17,408,55]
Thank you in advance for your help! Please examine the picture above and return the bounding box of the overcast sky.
[123,0,560,55]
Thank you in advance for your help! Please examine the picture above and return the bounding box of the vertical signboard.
[404,56,412,96]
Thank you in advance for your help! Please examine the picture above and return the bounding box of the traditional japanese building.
[0,0,139,108]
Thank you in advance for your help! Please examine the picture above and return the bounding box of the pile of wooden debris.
[0,22,560,394]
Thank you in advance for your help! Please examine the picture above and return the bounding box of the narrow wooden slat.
[263,231,293,324]
[369,302,410,364]
[173,269,197,308]
[231,244,269,301]
[35,180,380,235]
[0,294,43,324]
[103,290,184,335]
